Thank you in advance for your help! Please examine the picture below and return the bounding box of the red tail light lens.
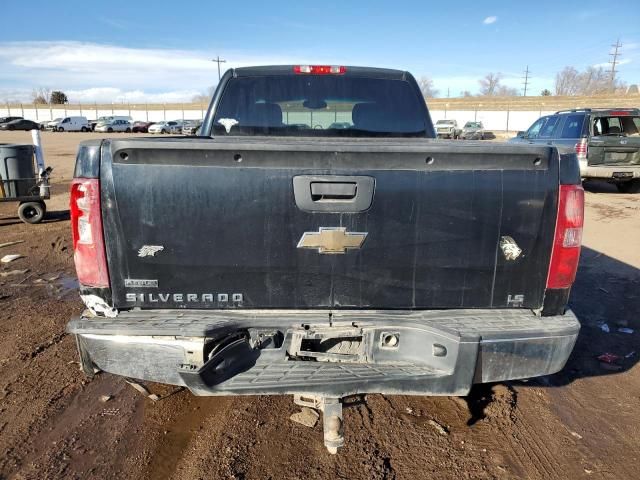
[70,178,109,287]
[547,184,584,289]
[293,65,346,75]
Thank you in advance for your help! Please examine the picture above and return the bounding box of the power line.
[522,65,531,96]
[609,39,622,90]
[211,56,227,81]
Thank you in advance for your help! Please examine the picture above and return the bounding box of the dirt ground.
[1,131,639,480]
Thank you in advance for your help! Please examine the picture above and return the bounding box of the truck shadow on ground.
[583,179,627,194]
[463,383,517,426]
[463,245,639,423]
[482,131,497,140]
[547,245,639,385]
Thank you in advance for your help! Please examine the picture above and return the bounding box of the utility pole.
[447,87,450,98]
[609,39,622,91]
[211,56,227,81]
[522,65,530,96]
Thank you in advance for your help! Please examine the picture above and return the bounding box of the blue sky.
[1,0,638,102]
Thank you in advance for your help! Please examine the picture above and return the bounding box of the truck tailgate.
[100,137,558,310]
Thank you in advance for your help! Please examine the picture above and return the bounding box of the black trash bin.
[0,144,36,198]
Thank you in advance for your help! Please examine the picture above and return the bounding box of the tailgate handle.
[293,175,375,213]
[310,182,357,201]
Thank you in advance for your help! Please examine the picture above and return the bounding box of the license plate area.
[613,171,634,178]
[288,327,367,363]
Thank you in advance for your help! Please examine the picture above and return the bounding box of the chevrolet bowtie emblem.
[297,227,368,254]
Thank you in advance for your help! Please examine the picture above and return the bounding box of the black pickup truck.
[67,65,583,453]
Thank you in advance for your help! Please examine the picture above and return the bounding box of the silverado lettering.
[125,293,243,303]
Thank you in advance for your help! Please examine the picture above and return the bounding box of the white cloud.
[0,86,207,103]
[65,87,204,103]
[482,16,498,25]
[0,41,215,72]
[0,41,301,102]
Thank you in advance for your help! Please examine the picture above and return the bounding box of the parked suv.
[511,108,640,193]
[435,119,461,139]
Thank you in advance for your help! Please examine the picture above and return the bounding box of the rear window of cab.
[212,75,428,137]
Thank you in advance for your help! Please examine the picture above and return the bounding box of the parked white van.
[49,116,90,132]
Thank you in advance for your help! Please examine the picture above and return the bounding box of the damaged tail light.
[546,184,584,289]
[70,178,109,287]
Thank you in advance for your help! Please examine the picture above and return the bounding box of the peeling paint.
[138,245,164,258]
[80,294,118,318]
[500,236,522,261]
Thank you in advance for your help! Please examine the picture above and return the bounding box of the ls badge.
[297,227,367,254]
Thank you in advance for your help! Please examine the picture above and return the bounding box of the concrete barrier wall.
[0,106,208,123]
[429,109,555,132]
[0,105,553,132]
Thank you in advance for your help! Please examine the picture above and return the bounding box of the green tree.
[540,89,552,96]
[50,91,68,104]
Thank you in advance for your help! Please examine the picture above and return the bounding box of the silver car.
[95,119,132,133]
[460,121,485,140]
[148,121,184,134]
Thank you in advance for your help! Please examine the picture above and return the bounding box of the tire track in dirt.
[475,386,549,478]
[547,376,640,479]
[507,403,561,478]
[11,376,134,479]
[144,394,235,479]
[23,331,67,360]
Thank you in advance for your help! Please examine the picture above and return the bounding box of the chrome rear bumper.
[581,163,640,179]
